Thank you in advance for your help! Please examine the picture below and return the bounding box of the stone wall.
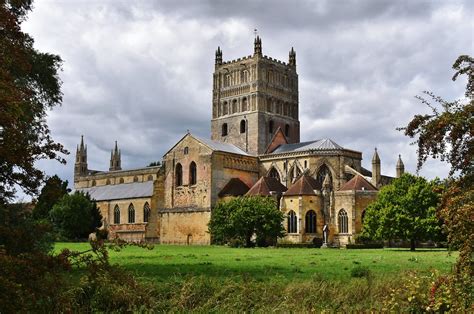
[159,210,211,244]
[74,166,160,189]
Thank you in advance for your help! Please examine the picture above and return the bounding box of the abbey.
[75,37,404,246]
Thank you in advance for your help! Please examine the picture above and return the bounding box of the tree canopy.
[32,175,69,220]
[208,196,285,247]
[0,0,66,200]
[50,192,102,239]
[361,173,442,251]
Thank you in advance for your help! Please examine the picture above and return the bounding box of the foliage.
[350,265,371,278]
[147,161,161,167]
[208,196,285,247]
[50,191,102,239]
[0,0,67,200]
[32,175,69,220]
[361,173,443,251]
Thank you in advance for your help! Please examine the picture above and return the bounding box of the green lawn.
[55,243,456,283]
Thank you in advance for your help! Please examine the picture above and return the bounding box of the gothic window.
[184,147,189,155]
[175,163,183,186]
[224,74,230,87]
[305,210,317,233]
[269,120,274,134]
[106,179,111,185]
[143,202,151,223]
[91,180,96,187]
[147,175,153,181]
[242,97,248,111]
[232,99,238,113]
[223,101,228,115]
[338,209,348,233]
[242,70,249,83]
[133,176,138,182]
[119,178,124,184]
[285,124,290,137]
[128,203,135,223]
[240,120,246,134]
[316,164,332,190]
[287,210,297,233]
[289,165,301,183]
[222,123,228,136]
[268,167,280,182]
[113,205,120,224]
[189,161,197,185]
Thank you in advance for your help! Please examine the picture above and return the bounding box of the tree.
[362,173,442,251]
[208,196,285,247]
[50,192,102,239]
[0,0,67,200]
[32,175,69,220]
[147,161,161,167]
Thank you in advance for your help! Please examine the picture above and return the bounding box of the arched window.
[268,167,280,182]
[224,74,230,87]
[91,180,96,187]
[338,209,348,233]
[147,175,153,181]
[106,179,111,185]
[269,120,274,134]
[242,70,249,83]
[222,123,228,136]
[175,163,183,186]
[184,146,189,155]
[128,204,135,223]
[113,205,120,224]
[223,101,228,115]
[285,124,290,137]
[305,210,317,233]
[316,164,333,190]
[133,176,139,182]
[189,161,197,185]
[240,120,246,134]
[143,202,151,223]
[242,97,248,111]
[232,99,238,113]
[287,210,297,233]
[289,166,301,183]
[119,178,124,184]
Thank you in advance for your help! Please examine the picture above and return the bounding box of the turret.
[396,154,405,178]
[215,46,222,66]
[254,35,262,56]
[371,148,381,187]
[109,141,122,171]
[289,47,296,67]
[74,135,88,178]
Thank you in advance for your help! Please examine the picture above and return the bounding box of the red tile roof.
[339,175,377,191]
[246,177,287,196]
[285,175,322,196]
[218,178,250,197]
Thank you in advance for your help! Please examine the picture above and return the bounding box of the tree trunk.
[410,238,416,251]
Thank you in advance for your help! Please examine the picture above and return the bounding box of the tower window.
[223,101,228,115]
[285,124,290,137]
[240,120,246,134]
[222,123,228,136]
[184,146,189,155]
[189,161,197,185]
[232,99,238,113]
[242,97,248,111]
[269,120,274,134]
[175,163,183,186]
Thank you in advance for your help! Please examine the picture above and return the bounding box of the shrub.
[350,266,371,278]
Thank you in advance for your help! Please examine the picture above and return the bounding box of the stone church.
[75,37,405,246]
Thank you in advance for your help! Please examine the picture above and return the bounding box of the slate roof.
[246,177,287,196]
[339,175,377,191]
[75,181,154,201]
[194,135,250,156]
[218,178,250,197]
[271,138,343,154]
[285,175,322,196]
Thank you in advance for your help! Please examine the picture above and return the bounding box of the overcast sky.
[20,0,473,197]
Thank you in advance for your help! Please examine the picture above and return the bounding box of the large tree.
[362,173,442,251]
[32,175,69,220]
[208,196,285,247]
[50,192,102,239]
[0,0,67,200]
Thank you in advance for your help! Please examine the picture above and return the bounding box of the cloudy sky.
[21,0,472,195]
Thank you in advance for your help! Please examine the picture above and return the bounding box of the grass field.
[55,242,456,283]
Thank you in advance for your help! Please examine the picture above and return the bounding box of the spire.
[372,147,380,164]
[371,148,381,188]
[74,135,88,178]
[215,46,222,66]
[254,35,262,56]
[396,154,405,178]
[80,135,85,150]
[289,47,296,67]
[109,140,122,171]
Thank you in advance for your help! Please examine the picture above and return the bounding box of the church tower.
[211,36,300,155]
[109,141,122,171]
[74,135,88,178]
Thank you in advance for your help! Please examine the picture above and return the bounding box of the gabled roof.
[246,177,287,196]
[339,175,377,192]
[163,133,250,157]
[75,181,154,201]
[285,175,322,196]
[218,178,250,197]
[271,138,344,154]
[265,126,288,154]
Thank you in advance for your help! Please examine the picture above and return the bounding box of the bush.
[346,243,384,249]
[350,266,371,278]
